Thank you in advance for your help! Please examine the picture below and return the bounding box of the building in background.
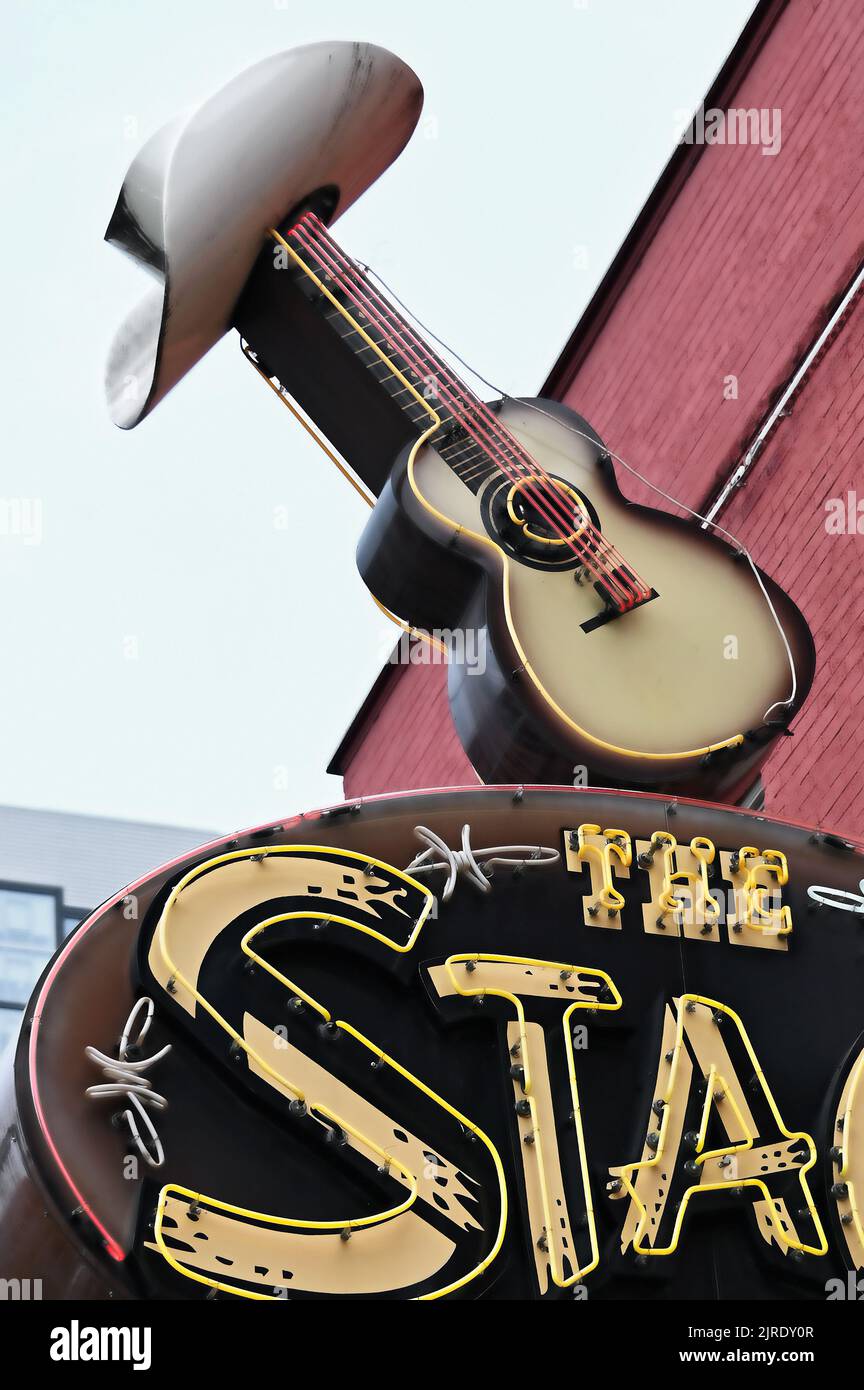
[330,0,864,839]
[0,806,214,1052]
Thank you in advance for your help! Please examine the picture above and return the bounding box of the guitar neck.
[275,213,505,494]
[256,212,651,618]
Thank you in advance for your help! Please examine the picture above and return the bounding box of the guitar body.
[104,61,818,807]
[357,397,815,798]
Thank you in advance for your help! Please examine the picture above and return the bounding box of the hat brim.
[105,42,423,428]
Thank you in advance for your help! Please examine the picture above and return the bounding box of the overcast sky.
[0,0,755,833]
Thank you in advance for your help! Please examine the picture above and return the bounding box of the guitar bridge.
[581,588,659,634]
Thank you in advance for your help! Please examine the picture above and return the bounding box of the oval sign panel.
[6,788,864,1301]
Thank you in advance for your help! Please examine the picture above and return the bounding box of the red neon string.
[303,215,650,607]
[298,217,640,607]
[290,218,636,608]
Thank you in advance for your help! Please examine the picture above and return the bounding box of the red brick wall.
[717,298,864,832]
[553,0,864,835]
[342,662,476,798]
[339,0,864,835]
[560,0,864,518]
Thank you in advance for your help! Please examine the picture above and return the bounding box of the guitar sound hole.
[480,472,601,572]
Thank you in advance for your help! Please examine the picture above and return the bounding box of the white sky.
[0,0,754,833]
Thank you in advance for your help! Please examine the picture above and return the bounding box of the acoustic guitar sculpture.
[104,43,815,801]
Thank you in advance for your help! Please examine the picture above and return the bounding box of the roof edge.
[327,649,405,777]
[541,0,789,401]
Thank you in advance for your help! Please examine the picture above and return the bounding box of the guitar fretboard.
[278,214,507,495]
[270,213,652,615]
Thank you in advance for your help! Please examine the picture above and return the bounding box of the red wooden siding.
[340,661,476,798]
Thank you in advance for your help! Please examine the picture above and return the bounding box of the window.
[0,883,62,1011]
[0,883,90,1052]
[0,886,57,951]
[62,908,88,938]
[0,1006,21,1055]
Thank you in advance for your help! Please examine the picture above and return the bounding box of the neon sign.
[7,789,864,1300]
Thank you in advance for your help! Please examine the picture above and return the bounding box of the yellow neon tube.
[268,232,743,768]
[617,993,827,1258]
[441,952,621,1287]
[838,1047,864,1258]
[152,845,508,1300]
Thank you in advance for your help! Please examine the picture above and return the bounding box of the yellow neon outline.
[441,952,621,1287]
[151,845,508,1300]
[650,830,680,923]
[735,848,793,936]
[504,475,588,547]
[369,594,451,658]
[838,1046,864,1258]
[242,338,449,661]
[264,234,453,664]
[575,824,631,913]
[267,230,744,768]
[689,837,721,921]
[241,339,377,508]
[661,837,722,926]
[616,994,827,1257]
[693,1064,718,1153]
[692,1065,752,1165]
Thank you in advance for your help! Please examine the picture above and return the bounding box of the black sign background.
[8,787,864,1301]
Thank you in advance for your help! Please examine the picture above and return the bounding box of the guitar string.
[293,216,644,610]
[309,222,650,608]
[287,217,629,604]
[310,215,651,605]
[358,259,798,724]
[261,219,796,726]
[297,219,602,562]
[305,215,650,609]
[241,337,490,667]
[289,216,622,596]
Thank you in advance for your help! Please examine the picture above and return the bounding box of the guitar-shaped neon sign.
[104,42,815,799]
